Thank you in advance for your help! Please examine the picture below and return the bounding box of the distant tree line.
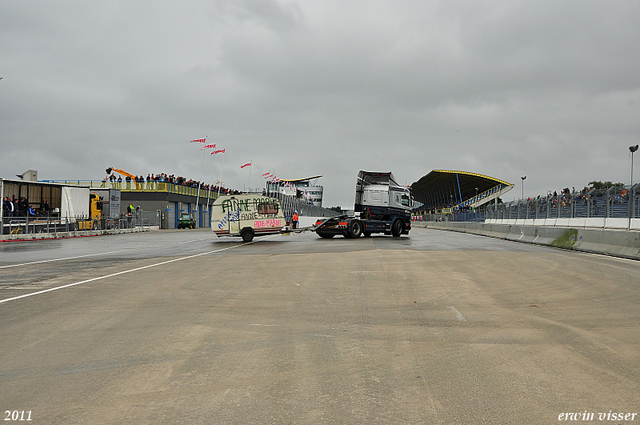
[585,181,625,191]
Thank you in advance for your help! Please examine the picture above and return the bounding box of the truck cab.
[315,171,412,238]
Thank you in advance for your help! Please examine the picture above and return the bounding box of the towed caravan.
[211,194,287,242]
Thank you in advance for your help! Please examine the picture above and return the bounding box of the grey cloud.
[1,1,639,207]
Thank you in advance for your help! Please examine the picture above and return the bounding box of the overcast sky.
[1,1,639,207]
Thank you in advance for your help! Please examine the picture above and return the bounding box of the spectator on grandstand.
[40,198,50,216]
[2,197,12,217]
[18,197,28,216]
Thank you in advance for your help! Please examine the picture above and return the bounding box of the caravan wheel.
[241,229,254,242]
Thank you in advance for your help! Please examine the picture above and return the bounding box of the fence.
[413,184,640,229]
[0,210,160,238]
[44,180,238,199]
[267,192,340,221]
[415,212,485,223]
[1,189,334,238]
[486,184,640,221]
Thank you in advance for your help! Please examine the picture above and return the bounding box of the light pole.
[521,176,526,200]
[630,145,638,186]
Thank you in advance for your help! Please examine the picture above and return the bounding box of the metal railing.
[41,180,341,219]
[486,184,640,221]
[42,180,235,199]
[267,192,340,221]
[1,210,160,237]
[413,184,640,228]
[414,212,486,223]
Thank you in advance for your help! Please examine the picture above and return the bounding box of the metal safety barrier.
[1,210,159,238]
[486,184,640,221]
[266,192,340,222]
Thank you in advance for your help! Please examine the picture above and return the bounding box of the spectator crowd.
[3,196,50,218]
[105,171,241,196]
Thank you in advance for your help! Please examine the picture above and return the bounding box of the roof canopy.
[357,171,399,186]
[278,175,322,183]
[411,170,512,211]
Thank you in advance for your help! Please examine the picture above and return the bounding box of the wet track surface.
[0,228,639,424]
[0,226,551,265]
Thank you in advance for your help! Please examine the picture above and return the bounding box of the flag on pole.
[262,172,272,177]
[211,149,226,155]
[190,138,206,143]
[203,144,216,149]
[240,162,252,169]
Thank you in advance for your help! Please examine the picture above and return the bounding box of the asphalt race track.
[0,228,639,424]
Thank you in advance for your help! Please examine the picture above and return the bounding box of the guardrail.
[267,192,340,221]
[415,184,640,230]
[43,180,340,219]
[42,180,232,199]
[1,210,158,238]
[414,212,485,223]
[484,184,640,229]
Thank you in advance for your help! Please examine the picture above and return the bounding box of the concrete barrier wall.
[486,217,638,230]
[417,221,640,260]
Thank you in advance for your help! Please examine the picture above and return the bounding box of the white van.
[211,194,287,242]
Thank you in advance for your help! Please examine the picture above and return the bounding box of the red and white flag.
[262,172,272,177]
[240,162,252,169]
[203,144,216,149]
[211,149,226,155]
[190,138,206,143]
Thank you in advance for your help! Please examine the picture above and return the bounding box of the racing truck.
[315,171,412,238]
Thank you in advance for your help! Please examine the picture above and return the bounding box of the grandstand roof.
[411,170,512,211]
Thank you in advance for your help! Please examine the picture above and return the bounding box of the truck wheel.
[347,220,363,238]
[241,229,254,242]
[391,219,403,237]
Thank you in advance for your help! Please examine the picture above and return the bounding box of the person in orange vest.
[292,211,299,229]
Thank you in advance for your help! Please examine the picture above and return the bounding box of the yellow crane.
[105,167,143,190]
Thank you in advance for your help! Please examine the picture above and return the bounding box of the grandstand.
[488,185,640,221]
[411,170,514,213]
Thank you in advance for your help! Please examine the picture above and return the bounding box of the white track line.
[0,237,213,270]
[0,250,123,269]
[448,306,467,322]
[0,241,254,305]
